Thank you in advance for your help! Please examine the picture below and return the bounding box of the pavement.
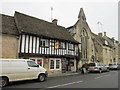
[48,71,82,77]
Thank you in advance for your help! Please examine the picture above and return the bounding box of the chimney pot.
[104,32,106,36]
[98,33,102,37]
[52,19,58,25]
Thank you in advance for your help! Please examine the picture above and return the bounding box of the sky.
[0,0,119,40]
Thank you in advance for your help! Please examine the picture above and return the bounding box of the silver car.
[109,62,120,70]
[88,63,109,73]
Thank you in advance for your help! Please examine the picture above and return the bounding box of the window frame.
[40,39,49,47]
[49,58,61,70]
[68,43,75,51]
[59,42,66,49]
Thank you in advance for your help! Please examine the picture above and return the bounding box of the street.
[2,70,118,89]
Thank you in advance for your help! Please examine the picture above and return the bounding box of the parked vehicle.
[109,62,120,70]
[88,63,109,73]
[105,64,110,72]
[0,59,48,87]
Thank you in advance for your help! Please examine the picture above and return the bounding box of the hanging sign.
[55,42,59,49]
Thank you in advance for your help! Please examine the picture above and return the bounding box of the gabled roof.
[92,33,113,48]
[14,11,79,44]
[0,14,19,35]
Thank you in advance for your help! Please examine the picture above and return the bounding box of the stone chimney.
[98,33,102,37]
[52,19,58,25]
[112,37,115,43]
[104,32,106,36]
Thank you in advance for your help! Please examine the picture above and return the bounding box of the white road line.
[94,74,111,79]
[47,80,83,88]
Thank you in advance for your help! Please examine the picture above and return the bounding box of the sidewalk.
[48,71,81,77]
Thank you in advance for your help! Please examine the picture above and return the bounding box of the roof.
[0,14,19,35]
[14,11,79,44]
[92,33,113,48]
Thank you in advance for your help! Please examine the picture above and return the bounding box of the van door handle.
[28,68,30,69]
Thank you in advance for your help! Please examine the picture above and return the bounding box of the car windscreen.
[89,63,96,66]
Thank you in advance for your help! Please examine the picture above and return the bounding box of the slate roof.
[0,14,19,35]
[14,11,79,44]
[92,33,113,48]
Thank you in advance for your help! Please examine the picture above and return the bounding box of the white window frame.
[59,42,65,49]
[40,39,49,47]
[68,43,74,50]
[49,58,61,70]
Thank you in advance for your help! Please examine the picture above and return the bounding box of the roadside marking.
[94,74,111,79]
[47,81,83,88]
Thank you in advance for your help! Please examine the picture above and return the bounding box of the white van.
[0,59,48,87]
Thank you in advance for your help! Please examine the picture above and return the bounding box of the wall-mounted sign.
[55,42,59,49]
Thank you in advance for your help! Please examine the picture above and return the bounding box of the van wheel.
[38,74,45,82]
[0,77,8,87]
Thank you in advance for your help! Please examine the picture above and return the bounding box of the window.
[37,59,43,66]
[27,61,39,67]
[30,58,43,67]
[50,60,54,69]
[40,39,49,47]
[68,43,74,50]
[56,60,60,69]
[59,42,66,49]
[105,40,108,45]
[50,59,61,70]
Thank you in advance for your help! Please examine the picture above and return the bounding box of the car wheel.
[99,69,102,73]
[38,74,46,82]
[0,77,8,87]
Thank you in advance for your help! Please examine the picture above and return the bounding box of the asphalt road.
[2,70,119,89]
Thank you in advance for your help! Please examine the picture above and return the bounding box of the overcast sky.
[0,0,119,40]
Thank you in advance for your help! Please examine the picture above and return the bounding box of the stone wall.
[0,34,19,58]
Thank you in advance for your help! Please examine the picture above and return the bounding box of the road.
[2,70,119,89]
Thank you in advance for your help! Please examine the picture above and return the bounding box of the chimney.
[98,33,102,37]
[52,19,58,25]
[104,32,106,36]
[112,37,115,43]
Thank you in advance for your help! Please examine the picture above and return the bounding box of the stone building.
[67,8,119,68]
[0,14,19,59]
[118,44,120,63]
[67,8,96,68]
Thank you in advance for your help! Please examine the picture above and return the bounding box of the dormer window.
[105,40,108,45]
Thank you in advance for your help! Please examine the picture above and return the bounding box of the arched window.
[80,29,88,60]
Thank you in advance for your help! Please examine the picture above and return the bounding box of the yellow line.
[94,74,111,79]
[47,81,83,88]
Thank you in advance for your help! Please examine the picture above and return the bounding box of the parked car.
[0,59,48,87]
[105,64,110,72]
[88,63,109,73]
[109,62,120,70]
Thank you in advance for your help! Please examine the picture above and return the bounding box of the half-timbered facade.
[13,11,79,74]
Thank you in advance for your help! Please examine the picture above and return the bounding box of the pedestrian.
[81,64,86,74]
